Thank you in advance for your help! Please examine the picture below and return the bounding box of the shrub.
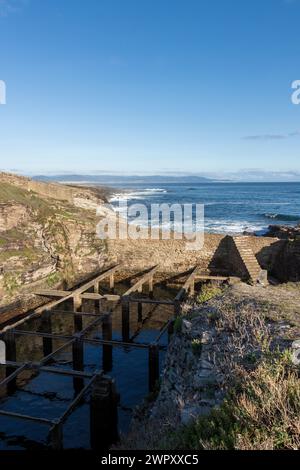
[174,317,183,334]
[168,351,300,450]
[46,272,61,287]
[197,284,222,304]
[191,339,202,356]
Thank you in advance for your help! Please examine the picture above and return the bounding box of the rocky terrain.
[120,281,300,450]
[265,224,300,240]
[0,172,113,324]
[1,172,300,450]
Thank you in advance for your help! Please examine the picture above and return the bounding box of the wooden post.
[110,274,115,293]
[149,276,154,298]
[168,319,175,343]
[49,423,63,450]
[73,294,83,332]
[190,279,195,296]
[148,344,159,393]
[41,310,53,358]
[3,331,16,395]
[121,297,130,342]
[174,300,181,317]
[102,315,113,372]
[72,338,84,393]
[94,282,101,314]
[137,302,143,322]
[90,375,119,451]
[94,297,102,315]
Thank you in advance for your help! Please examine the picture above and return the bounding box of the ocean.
[107,182,300,235]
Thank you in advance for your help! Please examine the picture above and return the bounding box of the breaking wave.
[263,213,300,222]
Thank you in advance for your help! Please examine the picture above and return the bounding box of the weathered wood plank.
[123,266,159,296]
[174,266,199,301]
[34,265,120,315]
[34,290,70,298]
[195,275,230,281]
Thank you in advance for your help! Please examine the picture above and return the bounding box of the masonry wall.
[107,233,280,275]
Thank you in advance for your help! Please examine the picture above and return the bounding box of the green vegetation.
[46,271,61,287]
[3,273,20,296]
[191,338,202,356]
[197,284,222,304]
[0,248,38,263]
[0,183,54,219]
[167,350,300,450]
[174,317,183,334]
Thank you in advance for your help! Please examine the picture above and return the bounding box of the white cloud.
[0,0,27,17]
[243,131,300,141]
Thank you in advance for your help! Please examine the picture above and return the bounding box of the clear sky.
[0,0,300,178]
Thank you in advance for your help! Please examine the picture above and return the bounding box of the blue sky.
[0,0,300,179]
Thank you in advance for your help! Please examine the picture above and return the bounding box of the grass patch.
[0,238,7,247]
[191,339,202,356]
[2,273,20,296]
[0,183,54,219]
[0,248,38,263]
[174,317,183,334]
[167,350,300,450]
[197,284,222,304]
[46,272,61,287]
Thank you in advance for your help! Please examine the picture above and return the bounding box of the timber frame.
[0,263,233,450]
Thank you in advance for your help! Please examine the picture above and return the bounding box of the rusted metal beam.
[3,360,96,379]
[0,409,55,426]
[59,374,99,424]
[0,363,28,389]
[155,318,174,344]
[12,329,154,349]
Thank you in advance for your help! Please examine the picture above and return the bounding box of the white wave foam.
[109,188,167,203]
[205,219,266,234]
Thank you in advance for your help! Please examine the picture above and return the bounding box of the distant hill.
[33,174,219,184]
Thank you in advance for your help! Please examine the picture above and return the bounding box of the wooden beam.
[34,290,70,298]
[34,290,120,302]
[195,275,230,281]
[0,409,55,426]
[0,364,28,389]
[34,265,120,315]
[128,298,174,306]
[174,266,199,302]
[123,266,159,297]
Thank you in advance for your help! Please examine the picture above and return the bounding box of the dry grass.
[169,351,300,450]
[166,289,300,450]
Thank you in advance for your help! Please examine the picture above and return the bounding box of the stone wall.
[107,233,225,273]
[107,233,281,276]
[270,239,300,282]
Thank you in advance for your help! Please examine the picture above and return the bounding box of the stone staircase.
[232,236,267,284]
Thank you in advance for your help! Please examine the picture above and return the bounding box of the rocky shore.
[265,224,300,240]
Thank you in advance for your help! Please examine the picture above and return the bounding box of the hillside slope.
[0,173,110,323]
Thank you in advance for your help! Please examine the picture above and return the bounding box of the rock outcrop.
[120,282,300,450]
[0,172,110,322]
[265,224,300,240]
